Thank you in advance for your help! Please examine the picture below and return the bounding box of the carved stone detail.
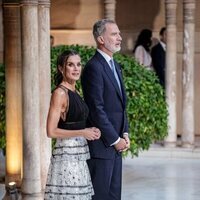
[20,0,38,6]
[165,0,177,25]
[104,0,116,21]
[183,0,195,24]
[38,0,50,7]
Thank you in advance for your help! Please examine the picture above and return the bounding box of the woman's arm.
[46,88,100,140]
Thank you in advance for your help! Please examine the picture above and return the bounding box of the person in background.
[133,29,153,69]
[44,50,101,200]
[151,27,166,88]
[81,19,130,200]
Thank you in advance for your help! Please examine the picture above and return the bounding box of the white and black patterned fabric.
[44,85,94,200]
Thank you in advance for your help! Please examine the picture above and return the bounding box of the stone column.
[104,0,116,21]
[20,0,42,198]
[181,0,195,147]
[0,0,3,63]
[3,1,22,187]
[164,0,178,147]
[38,0,51,191]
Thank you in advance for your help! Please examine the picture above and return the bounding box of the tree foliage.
[51,45,168,156]
[0,45,168,156]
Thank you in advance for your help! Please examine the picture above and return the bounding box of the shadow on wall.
[50,0,81,29]
[116,0,162,53]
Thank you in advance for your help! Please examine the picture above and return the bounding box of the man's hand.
[114,138,127,152]
[122,134,130,152]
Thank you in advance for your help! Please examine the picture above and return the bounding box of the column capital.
[38,0,50,6]
[183,0,195,3]
[165,0,177,3]
[165,0,177,25]
[3,0,20,4]
[3,2,20,26]
[183,0,195,24]
[20,0,38,5]
[104,0,116,20]
[104,0,116,3]
[3,1,20,7]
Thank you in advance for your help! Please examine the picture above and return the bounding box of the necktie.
[109,59,122,94]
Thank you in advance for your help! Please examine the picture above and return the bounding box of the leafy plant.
[0,45,168,156]
[51,45,168,156]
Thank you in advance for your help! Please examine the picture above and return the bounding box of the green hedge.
[0,45,168,156]
[51,45,168,156]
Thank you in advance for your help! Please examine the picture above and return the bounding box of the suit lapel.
[95,52,124,103]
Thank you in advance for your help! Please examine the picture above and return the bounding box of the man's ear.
[97,36,104,44]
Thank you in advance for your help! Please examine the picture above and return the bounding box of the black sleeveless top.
[57,85,89,130]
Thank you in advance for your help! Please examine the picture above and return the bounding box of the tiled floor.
[1,149,200,200]
[122,156,200,200]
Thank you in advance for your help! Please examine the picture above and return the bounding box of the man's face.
[161,30,167,44]
[101,23,122,55]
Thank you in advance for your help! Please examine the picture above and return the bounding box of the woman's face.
[61,54,82,82]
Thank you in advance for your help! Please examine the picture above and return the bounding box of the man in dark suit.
[151,27,166,88]
[81,19,130,200]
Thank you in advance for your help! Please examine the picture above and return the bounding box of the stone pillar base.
[21,193,43,200]
[3,190,21,200]
[21,178,41,194]
[164,142,177,148]
[181,142,194,148]
[3,188,43,200]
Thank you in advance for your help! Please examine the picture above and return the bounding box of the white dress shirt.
[134,45,152,69]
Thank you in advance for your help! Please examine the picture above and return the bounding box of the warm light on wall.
[6,128,22,174]
[5,66,23,185]
[6,108,22,180]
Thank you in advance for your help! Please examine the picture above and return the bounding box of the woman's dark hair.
[133,29,152,53]
[159,27,166,36]
[54,49,79,86]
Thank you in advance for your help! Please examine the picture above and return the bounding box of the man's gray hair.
[93,19,116,41]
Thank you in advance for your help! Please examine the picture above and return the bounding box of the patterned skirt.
[44,137,94,200]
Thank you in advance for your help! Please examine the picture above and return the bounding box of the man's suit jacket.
[81,51,129,159]
[151,42,166,88]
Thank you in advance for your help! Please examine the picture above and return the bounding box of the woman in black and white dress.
[44,50,101,200]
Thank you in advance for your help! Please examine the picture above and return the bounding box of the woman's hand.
[83,127,101,140]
